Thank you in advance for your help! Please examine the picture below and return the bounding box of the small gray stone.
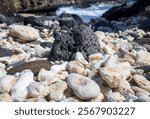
[9,24,40,42]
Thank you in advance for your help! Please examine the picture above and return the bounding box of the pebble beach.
[0,1,150,102]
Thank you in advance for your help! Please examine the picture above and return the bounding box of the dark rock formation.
[48,25,100,61]
[59,17,76,28]
[139,18,150,31]
[102,0,150,21]
[60,13,83,25]
[49,30,75,61]
[72,25,100,58]
[7,60,52,75]
[137,0,150,7]
[59,13,83,28]
[102,2,140,20]
[89,18,112,31]
[24,16,44,27]
[0,0,98,14]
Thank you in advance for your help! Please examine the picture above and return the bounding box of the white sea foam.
[56,4,114,23]
[56,0,136,23]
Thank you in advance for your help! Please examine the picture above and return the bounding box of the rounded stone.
[0,75,17,93]
[67,73,101,100]
[9,24,40,42]
[11,69,34,101]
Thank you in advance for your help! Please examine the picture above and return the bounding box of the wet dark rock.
[59,13,83,28]
[59,17,76,28]
[24,16,44,27]
[7,60,52,75]
[48,25,100,61]
[0,48,13,57]
[102,2,140,20]
[139,18,150,31]
[90,18,112,31]
[60,13,83,25]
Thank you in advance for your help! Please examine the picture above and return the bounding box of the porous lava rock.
[48,31,75,61]
[72,25,100,58]
[48,25,100,61]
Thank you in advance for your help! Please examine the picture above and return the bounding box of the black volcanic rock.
[59,13,83,28]
[89,18,112,31]
[59,17,77,28]
[48,25,100,61]
[72,25,100,58]
[24,16,44,27]
[102,2,140,20]
[48,30,75,61]
[60,13,83,25]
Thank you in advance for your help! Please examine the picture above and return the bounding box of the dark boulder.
[60,13,83,25]
[59,17,77,28]
[59,13,83,28]
[137,0,150,7]
[72,25,100,58]
[102,2,140,20]
[89,18,112,31]
[48,31,75,61]
[48,25,100,61]
[139,18,150,31]
[24,16,44,27]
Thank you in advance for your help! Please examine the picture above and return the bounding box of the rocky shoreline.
[0,0,150,102]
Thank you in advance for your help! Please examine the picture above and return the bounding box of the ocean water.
[56,4,114,23]
[56,0,136,23]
